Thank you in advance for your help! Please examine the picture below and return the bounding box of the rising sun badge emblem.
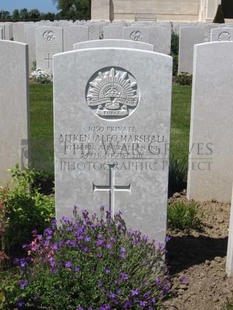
[86,67,139,120]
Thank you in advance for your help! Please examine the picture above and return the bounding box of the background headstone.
[187,42,233,202]
[36,26,63,73]
[0,41,30,183]
[63,25,89,51]
[74,39,154,50]
[210,27,233,41]
[54,47,172,242]
[178,26,205,75]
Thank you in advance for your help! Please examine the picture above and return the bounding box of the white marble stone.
[103,25,123,39]
[122,25,171,54]
[54,47,172,243]
[210,27,233,41]
[123,26,150,43]
[36,26,63,73]
[63,25,89,51]
[73,39,154,50]
[178,26,205,75]
[25,25,39,72]
[187,42,233,202]
[0,41,29,183]
[13,22,26,42]
[226,185,233,276]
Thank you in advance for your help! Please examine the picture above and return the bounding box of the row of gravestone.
[0,38,233,274]
[2,21,233,75]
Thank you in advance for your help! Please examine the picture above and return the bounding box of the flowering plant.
[2,207,170,309]
[30,68,53,84]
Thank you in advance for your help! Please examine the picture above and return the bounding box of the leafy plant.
[167,201,202,232]
[169,156,187,195]
[171,31,179,76]
[0,165,55,259]
[223,301,233,310]
[1,208,170,309]
[175,72,192,86]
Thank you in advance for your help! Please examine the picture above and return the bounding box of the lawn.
[29,83,192,173]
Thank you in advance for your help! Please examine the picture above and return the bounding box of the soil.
[164,191,233,310]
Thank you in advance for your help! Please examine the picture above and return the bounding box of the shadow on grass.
[166,235,228,275]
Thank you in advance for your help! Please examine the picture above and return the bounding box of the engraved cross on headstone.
[93,163,131,216]
[44,52,52,69]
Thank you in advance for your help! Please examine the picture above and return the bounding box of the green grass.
[29,83,53,172]
[29,83,192,176]
[170,85,192,164]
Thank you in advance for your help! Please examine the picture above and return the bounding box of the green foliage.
[171,31,179,76]
[167,201,202,232]
[54,0,91,19]
[171,32,179,56]
[0,165,55,259]
[169,157,187,195]
[223,302,233,310]
[175,72,192,86]
[1,208,170,309]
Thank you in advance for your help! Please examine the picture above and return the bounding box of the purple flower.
[120,247,126,259]
[18,258,26,268]
[65,261,72,268]
[98,280,103,287]
[17,299,24,308]
[106,243,112,249]
[180,276,188,283]
[165,235,171,242]
[99,304,111,310]
[108,292,115,299]
[19,280,28,289]
[74,266,80,272]
[120,272,129,281]
[123,301,132,309]
[163,284,170,294]
[131,288,139,296]
[76,307,83,310]
[85,236,91,242]
[139,301,147,307]
[104,267,110,274]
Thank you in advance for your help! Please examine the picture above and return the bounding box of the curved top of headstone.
[73,39,154,51]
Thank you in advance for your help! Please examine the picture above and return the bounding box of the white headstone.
[187,42,233,202]
[0,28,3,40]
[73,39,154,51]
[36,26,63,73]
[178,26,205,75]
[63,25,89,51]
[13,22,26,42]
[54,47,172,242]
[123,26,150,43]
[0,41,29,183]
[25,25,38,72]
[226,184,233,276]
[210,27,233,41]
[103,25,123,39]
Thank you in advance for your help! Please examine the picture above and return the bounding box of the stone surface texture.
[54,47,172,243]
[187,42,233,202]
[0,41,29,183]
